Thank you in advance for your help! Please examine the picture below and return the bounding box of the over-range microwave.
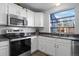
[7,14,27,26]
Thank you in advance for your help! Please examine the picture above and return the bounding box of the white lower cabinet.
[0,45,9,56]
[45,37,56,56]
[38,36,72,56]
[38,36,55,56]
[55,39,71,56]
[38,37,47,53]
[31,36,38,53]
[0,41,9,56]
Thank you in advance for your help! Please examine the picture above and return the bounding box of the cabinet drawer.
[0,45,9,56]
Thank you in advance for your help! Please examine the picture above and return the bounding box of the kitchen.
[0,3,79,56]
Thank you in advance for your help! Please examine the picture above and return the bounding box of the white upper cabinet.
[20,8,27,17]
[8,3,44,27]
[34,12,44,27]
[26,9,44,27]
[8,4,18,15]
[8,3,26,17]
[0,3,8,25]
[17,5,27,18]
[16,5,23,16]
[26,9,35,27]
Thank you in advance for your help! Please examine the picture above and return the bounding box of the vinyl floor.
[32,51,49,56]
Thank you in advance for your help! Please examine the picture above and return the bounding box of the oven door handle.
[10,37,31,42]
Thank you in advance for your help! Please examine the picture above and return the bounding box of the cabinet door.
[56,39,71,56]
[34,13,44,27]
[62,39,71,56]
[45,37,56,56]
[8,3,21,16]
[20,8,27,17]
[56,39,66,56]
[38,36,56,55]
[0,45,9,56]
[0,3,7,25]
[38,36,46,52]
[16,5,25,17]
[55,43,64,56]
[27,9,34,27]
[31,37,37,53]
[8,4,17,15]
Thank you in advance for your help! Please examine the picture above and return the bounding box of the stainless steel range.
[5,29,31,56]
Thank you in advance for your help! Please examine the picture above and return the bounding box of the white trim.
[48,14,51,33]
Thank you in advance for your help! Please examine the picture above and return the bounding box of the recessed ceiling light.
[55,3,61,6]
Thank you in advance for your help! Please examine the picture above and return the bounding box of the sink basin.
[61,37,77,39]
[53,36,59,38]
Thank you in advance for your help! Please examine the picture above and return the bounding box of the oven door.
[10,38,31,56]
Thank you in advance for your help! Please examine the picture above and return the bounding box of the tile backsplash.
[0,26,35,34]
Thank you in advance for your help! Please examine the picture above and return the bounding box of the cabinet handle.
[54,44,56,48]
[54,44,59,48]
[56,45,59,48]
[55,44,59,48]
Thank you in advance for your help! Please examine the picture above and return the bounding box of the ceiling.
[19,3,55,12]
[19,3,76,12]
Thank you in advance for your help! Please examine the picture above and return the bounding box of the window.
[50,9,75,33]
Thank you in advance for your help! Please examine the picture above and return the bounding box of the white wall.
[40,3,79,34]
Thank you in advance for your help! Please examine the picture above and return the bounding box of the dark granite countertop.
[39,32,79,41]
[39,32,79,37]
[39,35,79,41]
[0,32,79,42]
[0,35,9,42]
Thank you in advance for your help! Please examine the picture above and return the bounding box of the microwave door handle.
[7,15,10,25]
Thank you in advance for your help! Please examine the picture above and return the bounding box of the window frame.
[50,8,75,33]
